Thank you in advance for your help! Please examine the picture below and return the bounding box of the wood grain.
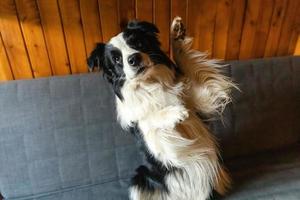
[0,33,13,81]
[15,0,52,77]
[294,35,300,55]
[98,0,119,42]
[0,0,33,79]
[264,0,288,57]
[154,0,171,54]
[80,0,103,54]
[58,0,87,73]
[213,0,232,59]
[119,0,135,29]
[1,0,299,81]
[276,0,299,56]
[288,5,300,54]
[188,0,218,56]
[136,0,153,22]
[239,0,261,59]
[225,0,246,60]
[171,0,187,26]
[37,0,71,75]
[252,0,274,58]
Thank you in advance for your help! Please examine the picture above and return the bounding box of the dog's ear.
[87,43,106,72]
[126,20,159,35]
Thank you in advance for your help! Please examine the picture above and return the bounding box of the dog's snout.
[128,53,142,67]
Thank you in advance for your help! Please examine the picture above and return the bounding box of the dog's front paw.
[171,16,186,40]
[165,105,189,126]
[172,105,189,122]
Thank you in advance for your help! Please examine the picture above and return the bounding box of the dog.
[87,17,236,200]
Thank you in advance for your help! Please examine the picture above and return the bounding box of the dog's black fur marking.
[129,124,177,193]
[87,43,125,100]
[123,21,180,74]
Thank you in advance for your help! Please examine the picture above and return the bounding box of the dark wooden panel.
[294,36,300,55]
[154,0,171,53]
[252,0,274,58]
[0,0,33,79]
[15,0,52,77]
[171,0,187,26]
[264,0,288,57]
[239,0,261,59]
[213,0,232,59]
[136,0,153,22]
[276,0,299,56]
[225,0,246,60]
[37,0,71,75]
[119,0,135,27]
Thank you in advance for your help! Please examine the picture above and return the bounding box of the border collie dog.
[88,17,235,200]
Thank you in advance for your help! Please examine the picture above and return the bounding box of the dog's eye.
[113,56,121,64]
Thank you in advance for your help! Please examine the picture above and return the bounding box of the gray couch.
[0,56,299,200]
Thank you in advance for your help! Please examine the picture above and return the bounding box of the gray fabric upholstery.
[224,145,300,200]
[0,56,299,200]
[213,56,300,158]
[0,74,144,200]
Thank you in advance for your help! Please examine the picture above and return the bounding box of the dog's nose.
[128,53,142,67]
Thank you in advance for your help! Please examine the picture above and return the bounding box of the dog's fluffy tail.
[215,166,231,195]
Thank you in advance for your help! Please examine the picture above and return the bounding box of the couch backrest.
[212,56,300,159]
[0,74,143,199]
[0,56,299,199]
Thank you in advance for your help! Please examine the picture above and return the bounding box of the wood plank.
[294,35,300,55]
[213,0,232,59]
[171,0,187,26]
[288,7,300,55]
[0,0,33,79]
[288,9,300,54]
[136,0,153,22]
[0,33,14,81]
[37,0,71,75]
[276,0,299,56]
[15,0,52,78]
[251,0,274,58]
[79,0,103,54]
[264,0,288,57]
[119,0,135,29]
[225,0,246,60]
[154,0,171,54]
[188,0,217,56]
[58,0,87,73]
[239,0,261,59]
[98,0,120,42]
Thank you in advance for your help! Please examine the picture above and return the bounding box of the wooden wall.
[0,0,300,82]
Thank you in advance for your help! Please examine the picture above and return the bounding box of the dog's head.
[87,20,176,100]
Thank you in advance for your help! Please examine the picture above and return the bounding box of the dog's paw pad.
[171,16,186,40]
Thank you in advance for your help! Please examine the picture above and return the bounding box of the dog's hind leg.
[129,165,166,200]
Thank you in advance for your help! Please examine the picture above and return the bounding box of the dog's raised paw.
[171,16,186,40]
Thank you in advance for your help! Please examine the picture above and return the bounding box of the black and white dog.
[88,17,235,200]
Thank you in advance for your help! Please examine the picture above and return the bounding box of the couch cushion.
[222,144,300,200]
[0,74,144,200]
[212,56,300,158]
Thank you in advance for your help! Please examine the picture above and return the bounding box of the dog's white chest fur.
[116,79,189,166]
